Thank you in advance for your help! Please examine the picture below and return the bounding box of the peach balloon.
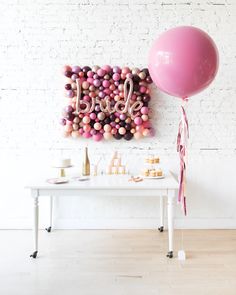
[114,95,120,102]
[141,114,149,121]
[122,67,130,74]
[82,81,90,89]
[83,125,91,132]
[94,122,102,130]
[89,92,96,98]
[66,78,73,84]
[103,132,112,140]
[110,84,116,91]
[83,116,90,124]
[63,131,70,137]
[125,118,132,124]
[71,131,80,138]
[71,82,77,90]
[111,128,117,135]
[73,123,79,131]
[104,124,111,132]
[142,129,150,137]
[136,125,144,132]
[134,132,143,140]
[97,112,105,120]
[130,128,136,134]
[73,117,80,123]
[118,127,126,135]
[65,125,72,132]
[62,65,72,73]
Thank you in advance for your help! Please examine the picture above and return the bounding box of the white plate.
[72,176,90,181]
[142,175,165,179]
[47,178,69,184]
[52,165,73,169]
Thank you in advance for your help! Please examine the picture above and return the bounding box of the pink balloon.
[148,26,219,98]
[93,133,103,141]
[83,132,92,139]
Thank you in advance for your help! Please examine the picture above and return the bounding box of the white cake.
[53,158,71,168]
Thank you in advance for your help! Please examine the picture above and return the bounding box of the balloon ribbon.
[177,104,189,215]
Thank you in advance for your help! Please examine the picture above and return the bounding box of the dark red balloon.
[66,113,75,121]
[64,71,72,78]
[143,94,151,103]
[65,84,71,90]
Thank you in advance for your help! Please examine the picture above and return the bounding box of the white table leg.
[158,196,164,232]
[45,196,53,232]
[30,191,39,258]
[167,190,175,258]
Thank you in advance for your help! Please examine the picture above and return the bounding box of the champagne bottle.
[82,147,90,176]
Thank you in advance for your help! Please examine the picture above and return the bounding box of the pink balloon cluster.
[61,65,154,141]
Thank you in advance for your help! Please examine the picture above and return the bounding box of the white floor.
[1,229,168,295]
[0,229,171,295]
[1,230,236,295]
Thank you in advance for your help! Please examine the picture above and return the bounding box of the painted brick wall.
[0,0,236,229]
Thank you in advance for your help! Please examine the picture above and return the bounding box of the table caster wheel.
[45,226,51,233]
[158,226,164,232]
[30,251,38,258]
[166,251,173,258]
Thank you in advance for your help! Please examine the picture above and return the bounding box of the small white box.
[178,250,186,261]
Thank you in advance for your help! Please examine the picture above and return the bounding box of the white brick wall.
[0,0,236,229]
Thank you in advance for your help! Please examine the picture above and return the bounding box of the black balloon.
[142,68,149,76]
[110,114,116,121]
[125,123,131,131]
[113,133,122,140]
[104,117,111,124]
[133,75,141,83]
[90,120,96,126]
[124,132,133,141]
[133,83,139,92]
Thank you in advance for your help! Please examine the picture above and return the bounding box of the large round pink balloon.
[148,26,219,98]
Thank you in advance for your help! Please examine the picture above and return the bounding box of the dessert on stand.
[141,155,164,179]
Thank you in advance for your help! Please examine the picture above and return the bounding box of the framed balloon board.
[61,65,154,141]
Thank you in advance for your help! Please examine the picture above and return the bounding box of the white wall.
[0,0,236,229]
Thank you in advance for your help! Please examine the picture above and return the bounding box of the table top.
[26,173,179,190]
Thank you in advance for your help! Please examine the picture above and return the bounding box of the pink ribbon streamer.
[177,103,189,215]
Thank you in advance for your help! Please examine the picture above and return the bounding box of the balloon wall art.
[149,26,219,215]
[61,65,154,141]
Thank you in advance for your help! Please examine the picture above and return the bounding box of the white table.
[27,174,178,259]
